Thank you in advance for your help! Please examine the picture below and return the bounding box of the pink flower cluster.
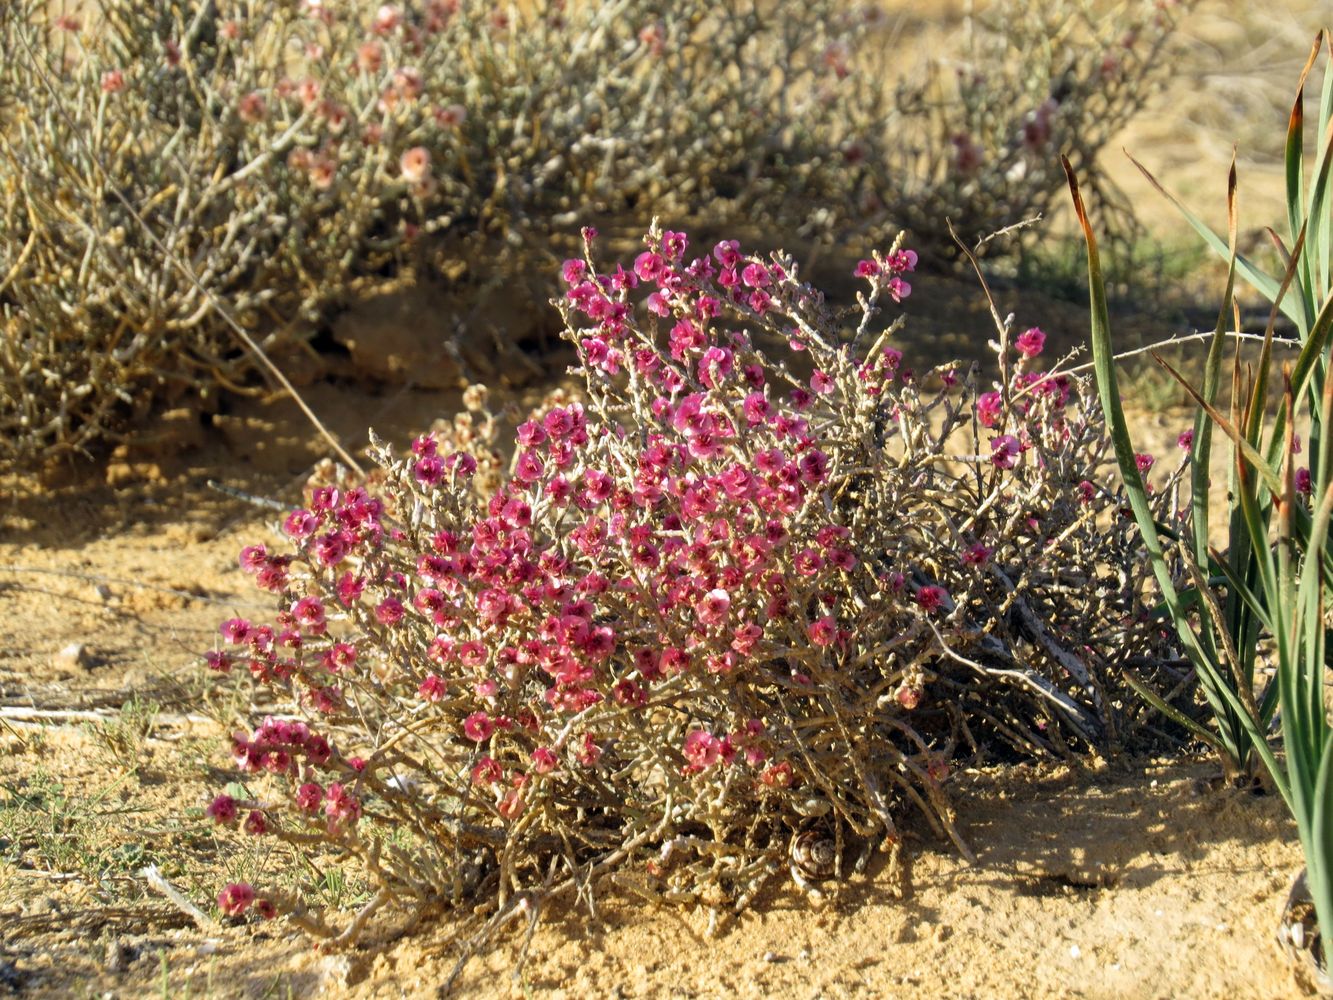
[203,226,1165,935]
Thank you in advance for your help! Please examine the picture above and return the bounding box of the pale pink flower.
[695,588,732,627]
[400,146,431,184]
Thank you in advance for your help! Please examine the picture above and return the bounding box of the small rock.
[52,642,92,672]
[104,938,138,973]
[1069,944,1082,959]
[26,896,63,917]
[762,952,787,964]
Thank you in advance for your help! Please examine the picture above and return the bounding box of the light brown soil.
[0,377,1314,1000]
[3,0,1330,996]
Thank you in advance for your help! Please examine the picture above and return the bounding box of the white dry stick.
[142,864,219,932]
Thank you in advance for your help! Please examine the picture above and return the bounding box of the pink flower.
[662,230,688,259]
[962,543,991,567]
[695,588,732,628]
[218,883,255,917]
[291,596,326,632]
[434,103,467,127]
[418,674,446,702]
[100,70,126,94]
[531,747,559,774]
[741,262,770,288]
[683,730,721,769]
[1296,467,1312,494]
[576,733,602,767]
[887,249,918,273]
[243,809,268,836]
[1135,453,1156,474]
[885,277,911,302]
[1014,327,1046,358]
[375,597,405,625]
[324,783,361,825]
[807,616,837,647]
[206,795,237,825]
[634,251,665,282]
[916,585,947,614]
[238,91,266,123]
[977,391,1003,428]
[220,618,251,645]
[761,761,794,788]
[810,370,834,395]
[295,783,323,812]
[463,711,494,742]
[471,756,502,785]
[990,435,1021,469]
[283,508,319,539]
[1177,429,1195,450]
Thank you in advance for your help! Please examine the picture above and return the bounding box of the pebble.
[51,642,91,672]
[103,938,138,973]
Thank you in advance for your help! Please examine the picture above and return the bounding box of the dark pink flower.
[916,585,947,613]
[991,435,1021,469]
[206,795,237,825]
[1014,327,1046,358]
[977,391,1003,428]
[531,747,559,773]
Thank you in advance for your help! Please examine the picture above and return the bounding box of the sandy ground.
[3,0,1332,996]
[0,360,1313,1000]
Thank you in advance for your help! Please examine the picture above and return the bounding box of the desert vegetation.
[1,1,1331,997]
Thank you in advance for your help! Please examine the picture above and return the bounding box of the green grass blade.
[1065,156,1279,778]
[1156,353,1286,496]
[1128,151,1304,330]
[1286,37,1319,331]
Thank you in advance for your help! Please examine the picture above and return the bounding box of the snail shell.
[790,829,837,888]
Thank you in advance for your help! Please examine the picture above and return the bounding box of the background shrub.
[0,0,1193,467]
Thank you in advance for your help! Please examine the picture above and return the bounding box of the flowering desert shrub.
[0,0,1192,466]
[861,0,1197,258]
[201,226,1192,959]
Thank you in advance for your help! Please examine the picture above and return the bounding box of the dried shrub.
[200,227,1193,964]
[0,0,1191,466]
[856,0,1196,256]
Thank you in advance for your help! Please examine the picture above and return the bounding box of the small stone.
[103,938,138,973]
[1069,944,1082,959]
[762,952,786,964]
[798,948,812,963]
[52,642,91,672]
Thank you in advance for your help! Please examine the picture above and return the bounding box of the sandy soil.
[0,370,1314,1000]
[3,0,1331,996]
